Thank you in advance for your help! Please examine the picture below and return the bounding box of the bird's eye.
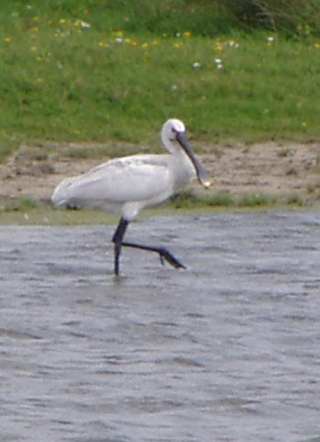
[170,128,177,140]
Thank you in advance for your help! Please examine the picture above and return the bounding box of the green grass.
[0,200,315,225]
[171,190,286,209]
[223,0,320,35]
[171,191,235,208]
[1,1,320,161]
[237,193,276,207]
[0,190,313,225]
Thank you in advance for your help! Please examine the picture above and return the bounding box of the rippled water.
[1,212,320,442]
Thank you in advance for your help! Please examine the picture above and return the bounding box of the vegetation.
[222,0,320,35]
[0,190,311,225]
[171,191,235,208]
[1,0,320,161]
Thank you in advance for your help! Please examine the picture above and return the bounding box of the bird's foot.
[158,247,186,269]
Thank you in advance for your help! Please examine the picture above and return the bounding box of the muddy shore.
[1,141,320,205]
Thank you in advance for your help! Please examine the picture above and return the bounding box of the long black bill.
[176,131,211,188]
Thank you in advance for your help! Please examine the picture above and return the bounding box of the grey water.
[1,211,320,442]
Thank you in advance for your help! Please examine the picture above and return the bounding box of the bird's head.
[161,118,211,188]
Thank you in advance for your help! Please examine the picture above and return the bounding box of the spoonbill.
[51,119,211,275]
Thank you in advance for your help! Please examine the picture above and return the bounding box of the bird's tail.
[51,177,77,208]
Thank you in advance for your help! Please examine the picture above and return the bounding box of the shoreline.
[0,139,319,224]
[1,200,319,226]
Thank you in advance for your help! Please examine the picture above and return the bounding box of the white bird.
[51,118,211,275]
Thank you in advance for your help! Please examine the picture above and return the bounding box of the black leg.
[122,241,186,269]
[111,217,186,275]
[112,217,129,275]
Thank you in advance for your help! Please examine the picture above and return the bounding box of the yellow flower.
[183,31,192,38]
[141,42,149,49]
[314,42,320,49]
[173,42,183,49]
[98,41,109,48]
[4,37,12,43]
[214,41,224,52]
[114,31,123,37]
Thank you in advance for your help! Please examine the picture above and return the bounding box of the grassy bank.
[1,1,320,161]
[0,190,312,225]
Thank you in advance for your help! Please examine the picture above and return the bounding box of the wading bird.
[51,119,211,275]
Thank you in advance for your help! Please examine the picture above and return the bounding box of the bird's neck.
[171,149,196,190]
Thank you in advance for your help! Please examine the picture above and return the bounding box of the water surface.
[1,212,320,442]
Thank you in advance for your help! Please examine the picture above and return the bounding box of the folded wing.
[51,155,173,211]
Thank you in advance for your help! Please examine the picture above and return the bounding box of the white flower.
[213,57,224,69]
[192,62,201,69]
[267,36,275,43]
[171,84,178,91]
[227,41,240,49]
[80,20,91,29]
[115,37,123,44]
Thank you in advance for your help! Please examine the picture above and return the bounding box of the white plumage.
[52,119,210,274]
[52,153,191,220]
